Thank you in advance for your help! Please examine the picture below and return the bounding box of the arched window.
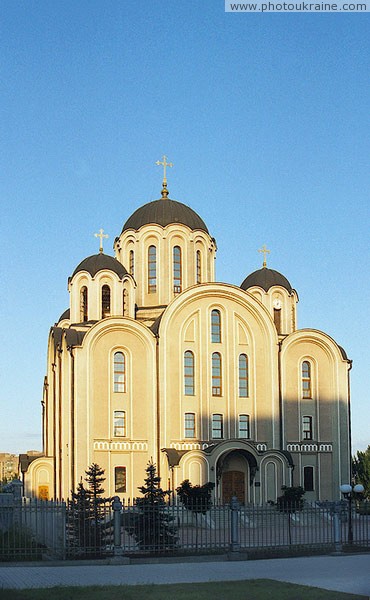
[302,361,311,398]
[129,250,134,277]
[123,289,127,316]
[184,351,195,395]
[113,410,126,436]
[184,413,196,438]
[196,250,201,284]
[274,308,281,333]
[148,245,157,293]
[302,415,313,440]
[102,285,111,318]
[238,354,248,397]
[173,246,182,293]
[211,414,223,439]
[239,414,250,438]
[211,309,221,343]
[212,352,222,396]
[113,351,126,393]
[80,286,88,322]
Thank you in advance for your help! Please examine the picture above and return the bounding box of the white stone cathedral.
[23,162,351,503]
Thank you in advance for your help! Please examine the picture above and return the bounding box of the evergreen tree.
[176,479,215,548]
[352,446,370,499]
[125,460,177,551]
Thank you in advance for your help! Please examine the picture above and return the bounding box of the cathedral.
[23,159,351,503]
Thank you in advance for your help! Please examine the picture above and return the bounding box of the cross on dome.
[155,155,173,198]
[94,228,109,253]
[258,244,270,268]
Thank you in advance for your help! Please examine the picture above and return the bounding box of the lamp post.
[339,483,364,544]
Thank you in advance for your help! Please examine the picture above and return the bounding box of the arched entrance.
[217,449,258,504]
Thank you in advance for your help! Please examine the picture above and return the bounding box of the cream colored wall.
[157,284,280,455]
[114,223,216,309]
[248,286,298,334]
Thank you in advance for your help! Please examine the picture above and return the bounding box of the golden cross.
[94,228,109,253]
[258,244,270,268]
[156,155,173,198]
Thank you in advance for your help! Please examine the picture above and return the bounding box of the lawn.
[0,580,366,600]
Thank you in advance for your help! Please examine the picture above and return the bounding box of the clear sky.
[1,1,369,456]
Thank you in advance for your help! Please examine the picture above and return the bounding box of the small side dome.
[241,268,293,293]
[71,253,128,279]
[121,198,209,234]
[58,308,70,322]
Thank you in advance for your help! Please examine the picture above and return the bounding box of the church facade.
[23,170,351,503]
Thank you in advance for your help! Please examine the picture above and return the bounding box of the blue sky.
[1,1,369,456]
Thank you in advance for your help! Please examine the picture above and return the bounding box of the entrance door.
[222,471,245,504]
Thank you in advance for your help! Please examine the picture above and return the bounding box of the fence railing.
[0,495,369,561]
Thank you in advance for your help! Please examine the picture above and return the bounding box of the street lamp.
[340,483,364,544]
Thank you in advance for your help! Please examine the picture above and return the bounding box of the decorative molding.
[286,442,332,453]
[94,441,148,452]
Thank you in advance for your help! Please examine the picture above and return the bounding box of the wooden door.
[222,470,245,504]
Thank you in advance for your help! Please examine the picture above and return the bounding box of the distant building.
[23,165,351,502]
[0,453,19,482]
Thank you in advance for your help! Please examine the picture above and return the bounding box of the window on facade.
[184,412,195,438]
[196,250,201,284]
[303,466,314,491]
[302,361,312,398]
[123,289,127,316]
[302,416,313,440]
[212,352,222,396]
[238,414,250,438]
[212,414,223,439]
[80,286,88,322]
[238,354,248,397]
[148,245,157,293]
[173,246,182,293]
[211,309,221,343]
[113,411,126,437]
[184,351,195,395]
[114,466,126,493]
[274,309,281,333]
[129,250,134,277]
[102,285,111,318]
[113,352,126,393]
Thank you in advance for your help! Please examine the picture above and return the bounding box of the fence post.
[111,496,123,558]
[230,496,240,553]
[332,501,343,553]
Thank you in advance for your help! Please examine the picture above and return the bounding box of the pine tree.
[125,460,177,551]
[352,446,370,499]
[176,479,215,548]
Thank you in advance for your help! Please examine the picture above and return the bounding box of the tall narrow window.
[303,466,314,491]
[212,414,223,439]
[173,246,182,293]
[184,351,195,395]
[148,245,157,293]
[239,414,250,438]
[196,250,201,284]
[274,309,281,333]
[114,352,126,392]
[129,250,134,277]
[302,361,311,398]
[211,309,221,343]
[302,416,313,440]
[238,354,248,397]
[123,289,127,316]
[114,411,126,437]
[80,286,88,322]
[114,466,126,493]
[212,352,222,396]
[184,413,195,438]
[102,285,111,318]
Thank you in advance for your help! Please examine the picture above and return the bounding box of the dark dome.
[58,308,70,322]
[241,268,293,293]
[121,198,209,234]
[71,253,128,279]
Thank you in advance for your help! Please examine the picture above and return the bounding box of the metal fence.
[0,495,369,561]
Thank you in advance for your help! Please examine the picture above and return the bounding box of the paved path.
[0,554,369,596]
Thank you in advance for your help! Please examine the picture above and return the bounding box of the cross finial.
[155,154,173,198]
[258,244,270,268]
[94,228,109,253]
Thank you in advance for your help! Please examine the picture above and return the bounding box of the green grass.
[0,580,366,600]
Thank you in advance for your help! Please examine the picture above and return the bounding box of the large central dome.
[121,198,209,234]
